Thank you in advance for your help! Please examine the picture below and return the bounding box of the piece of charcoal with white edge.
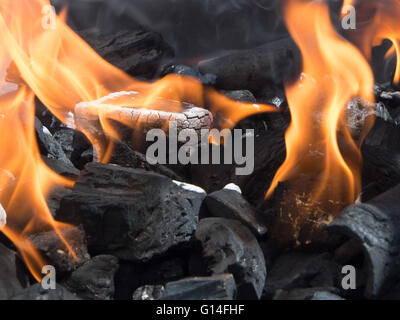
[56,163,204,262]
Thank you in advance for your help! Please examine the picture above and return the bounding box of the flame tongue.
[265,0,375,225]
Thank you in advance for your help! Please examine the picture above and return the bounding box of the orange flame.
[266,0,374,210]
[357,0,400,85]
[0,0,275,280]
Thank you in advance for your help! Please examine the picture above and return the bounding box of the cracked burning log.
[74,91,213,158]
[328,183,400,298]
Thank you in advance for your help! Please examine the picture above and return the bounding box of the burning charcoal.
[133,274,236,300]
[74,92,213,153]
[273,287,344,300]
[264,252,341,299]
[46,186,73,217]
[108,142,185,181]
[198,37,301,93]
[29,227,90,275]
[0,243,29,299]
[361,118,400,201]
[41,157,79,178]
[63,255,119,300]
[377,89,400,110]
[204,189,267,237]
[162,64,217,86]
[56,163,203,261]
[220,90,256,103]
[195,218,266,299]
[0,203,6,229]
[10,283,79,300]
[79,29,174,79]
[53,128,75,160]
[345,98,393,138]
[236,129,287,205]
[328,183,400,298]
[35,117,75,168]
[71,130,94,170]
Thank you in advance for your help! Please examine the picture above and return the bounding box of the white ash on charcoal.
[62,255,119,300]
[10,283,79,300]
[56,163,204,261]
[0,243,29,299]
[263,252,342,299]
[74,91,213,155]
[204,188,267,237]
[133,274,236,300]
[78,29,174,80]
[0,203,6,229]
[198,37,301,93]
[273,287,344,300]
[328,183,400,299]
[195,218,266,299]
[223,183,242,194]
[34,117,76,170]
[28,227,90,276]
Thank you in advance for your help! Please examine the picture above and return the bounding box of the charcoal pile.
[1,0,400,302]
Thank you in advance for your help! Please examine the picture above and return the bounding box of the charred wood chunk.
[29,227,90,275]
[63,255,119,300]
[0,243,29,299]
[133,274,236,301]
[204,189,267,237]
[56,163,203,262]
[328,183,400,298]
[10,283,79,300]
[195,218,266,299]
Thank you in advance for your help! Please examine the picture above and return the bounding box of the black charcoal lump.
[63,255,119,300]
[0,243,29,299]
[29,227,90,275]
[195,218,266,299]
[205,188,267,237]
[56,163,204,262]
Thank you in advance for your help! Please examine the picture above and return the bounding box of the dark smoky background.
[50,0,395,84]
[51,0,343,60]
